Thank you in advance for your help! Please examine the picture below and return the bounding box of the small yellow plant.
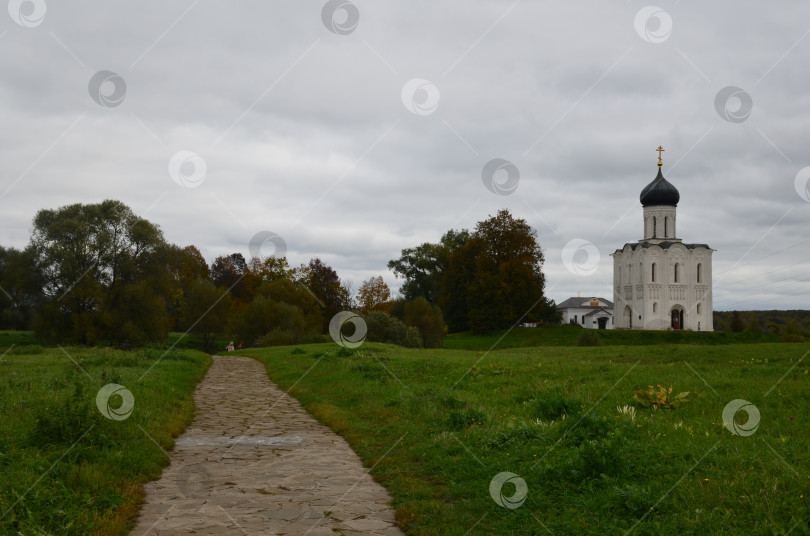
[633,384,691,409]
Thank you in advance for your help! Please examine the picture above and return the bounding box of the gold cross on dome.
[656,145,665,166]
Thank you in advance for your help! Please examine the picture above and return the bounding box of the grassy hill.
[241,341,810,536]
[444,324,783,350]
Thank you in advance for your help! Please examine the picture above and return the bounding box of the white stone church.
[611,149,714,331]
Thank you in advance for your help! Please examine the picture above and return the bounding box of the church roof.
[557,297,614,309]
[613,241,712,254]
[584,308,613,317]
[640,166,680,207]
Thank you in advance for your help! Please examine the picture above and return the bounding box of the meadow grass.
[0,334,209,536]
[242,340,810,536]
[444,324,780,350]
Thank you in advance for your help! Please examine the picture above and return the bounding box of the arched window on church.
[653,217,657,238]
[674,263,680,283]
[696,303,702,314]
[697,263,702,283]
[653,302,657,313]
[664,217,668,237]
[651,263,656,282]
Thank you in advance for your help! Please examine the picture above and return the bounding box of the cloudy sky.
[2,1,809,310]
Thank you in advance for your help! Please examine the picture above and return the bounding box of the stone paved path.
[130,355,404,536]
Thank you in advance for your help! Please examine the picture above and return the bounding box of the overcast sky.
[2,1,809,310]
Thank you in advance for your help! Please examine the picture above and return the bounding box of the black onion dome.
[640,167,680,206]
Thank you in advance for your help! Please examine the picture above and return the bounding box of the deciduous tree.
[357,275,391,313]
[388,229,470,304]
[440,210,546,334]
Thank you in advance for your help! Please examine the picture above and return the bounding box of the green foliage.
[363,311,421,348]
[257,327,323,347]
[387,229,470,305]
[0,246,44,330]
[0,346,208,535]
[714,310,810,335]
[26,200,171,345]
[535,394,582,420]
[29,381,102,448]
[297,258,351,325]
[440,210,547,334]
[576,330,605,346]
[403,297,446,348]
[181,279,232,353]
[633,384,691,409]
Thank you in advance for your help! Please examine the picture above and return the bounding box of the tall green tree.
[297,258,350,325]
[211,253,249,301]
[29,200,170,344]
[0,246,44,329]
[440,210,546,334]
[388,229,470,304]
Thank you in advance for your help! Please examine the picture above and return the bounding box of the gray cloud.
[1,1,809,310]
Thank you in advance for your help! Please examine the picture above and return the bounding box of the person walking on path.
[225,341,234,352]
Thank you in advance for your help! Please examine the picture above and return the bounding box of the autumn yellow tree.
[357,275,391,313]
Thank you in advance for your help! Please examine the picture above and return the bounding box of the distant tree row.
[0,200,453,349]
[715,310,810,341]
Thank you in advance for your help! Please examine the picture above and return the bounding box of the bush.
[363,311,422,348]
[404,298,446,348]
[576,331,605,346]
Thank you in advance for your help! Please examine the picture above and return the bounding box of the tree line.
[714,310,810,339]
[0,201,556,349]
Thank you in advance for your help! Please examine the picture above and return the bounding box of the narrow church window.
[653,302,658,313]
[674,263,680,283]
[651,263,656,282]
[664,217,668,236]
[697,303,702,314]
[574,315,577,323]
[697,263,702,283]
[653,217,657,237]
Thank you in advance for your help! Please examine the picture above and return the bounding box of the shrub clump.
[403,298,446,348]
[576,331,605,346]
[363,311,421,348]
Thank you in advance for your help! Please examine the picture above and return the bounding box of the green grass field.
[0,332,210,536]
[3,326,809,535]
[241,340,810,536]
[444,324,781,350]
